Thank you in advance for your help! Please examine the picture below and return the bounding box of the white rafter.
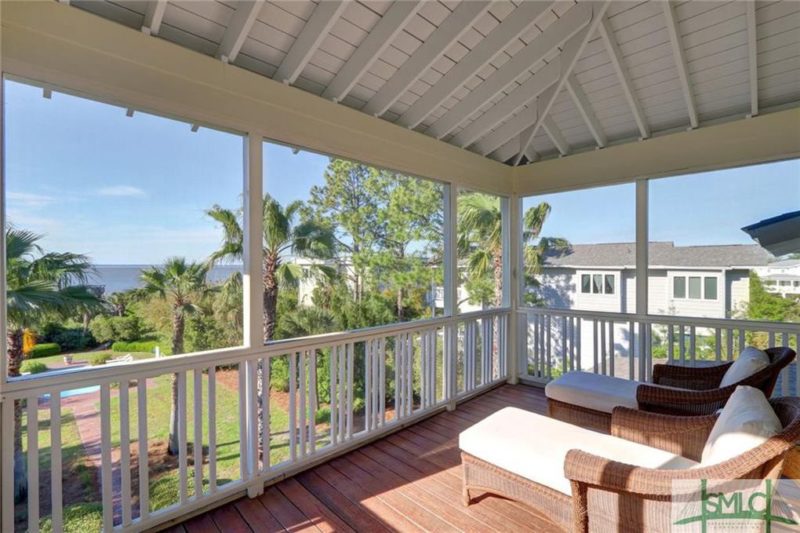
[450,58,560,148]
[322,1,422,103]
[598,15,649,140]
[142,0,167,36]
[542,116,569,155]
[566,73,606,148]
[493,137,523,164]
[428,3,592,141]
[514,1,611,165]
[396,1,555,130]
[217,0,263,64]
[662,1,698,129]
[746,0,758,117]
[474,90,543,157]
[275,1,348,85]
[362,1,490,117]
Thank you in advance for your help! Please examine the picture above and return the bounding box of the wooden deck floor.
[162,384,560,533]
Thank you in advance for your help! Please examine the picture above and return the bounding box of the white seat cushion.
[701,386,782,465]
[545,371,640,414]
[719,347,770,387]
[459,407,697,496]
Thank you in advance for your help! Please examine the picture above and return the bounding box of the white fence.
[519,308,800,395]
[1,309,509,532]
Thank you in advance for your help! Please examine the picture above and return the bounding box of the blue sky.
[5,78,799,264]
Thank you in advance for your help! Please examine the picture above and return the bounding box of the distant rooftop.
[542,242,773,269]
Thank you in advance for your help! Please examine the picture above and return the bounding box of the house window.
[592,274,602,294]
[674,277,686,298]
[673,275,718,300]
[688,277,702,299]
[604,274,615,294]
[704,277,718,300]
[581,274,591,293]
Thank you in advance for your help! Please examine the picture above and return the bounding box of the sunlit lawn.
[26,350,155,369]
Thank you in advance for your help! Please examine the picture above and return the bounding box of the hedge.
[112,340,168,354]
[27,343,61,359]
[21,361,48,374]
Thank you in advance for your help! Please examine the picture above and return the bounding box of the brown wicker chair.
[548,346,796,433]
[462,396,800,532]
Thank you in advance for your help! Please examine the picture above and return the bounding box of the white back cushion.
[701,386,782,465]
[719,346,770,387]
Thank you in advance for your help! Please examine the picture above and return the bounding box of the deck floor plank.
[169,384,561,532]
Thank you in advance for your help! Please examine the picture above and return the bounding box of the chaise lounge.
[460,386,800,532]
[545,346,796,432]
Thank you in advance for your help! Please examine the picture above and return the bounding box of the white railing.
[0,308,509,533]
[519,308,800,395]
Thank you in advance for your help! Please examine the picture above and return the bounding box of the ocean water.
[88,264,242,295]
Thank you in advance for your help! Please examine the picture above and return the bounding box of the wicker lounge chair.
[546,346,795,432]
[460,391,800,532]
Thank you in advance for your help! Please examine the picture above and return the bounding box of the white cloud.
[97,185,147,198]
[7,191,56,208]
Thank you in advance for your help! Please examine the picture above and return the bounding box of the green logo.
[674,479,798,532]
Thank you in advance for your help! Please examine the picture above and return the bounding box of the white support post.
[507,196,522,384]
[444,184,458,409]
[244,134,264,350]
[0,57,7,387]
[635,179,649,378]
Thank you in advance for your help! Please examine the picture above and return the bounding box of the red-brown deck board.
[163,384,561,533]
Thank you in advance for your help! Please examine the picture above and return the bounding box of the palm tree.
[6,227,102,501]
[141,258,210,455]
[457,195,568,308]
[207,195,335,343]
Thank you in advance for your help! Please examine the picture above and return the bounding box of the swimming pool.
[44,385,101,399]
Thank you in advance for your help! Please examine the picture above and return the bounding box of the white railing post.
[507,195,522,383]
[443,183,459,409]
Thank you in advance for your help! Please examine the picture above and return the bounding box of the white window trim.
[578,270,618,296]
[669,272,721,302]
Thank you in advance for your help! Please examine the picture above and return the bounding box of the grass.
[24,350,155,369]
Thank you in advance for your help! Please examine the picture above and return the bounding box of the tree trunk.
[262,253,278,345]
[8,328,27,502]
[396,288,404,321]
[168,311,185,456]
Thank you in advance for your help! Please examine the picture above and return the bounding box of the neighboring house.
[537,242,773,319]
[529,242,773,373]
[755,259,800,298]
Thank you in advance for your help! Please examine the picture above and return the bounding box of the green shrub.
[111,340,168,354]
[27,343,60,359]
[90,353,112,366]
[270,357,290,392]
[53,329,96,352]
[90,315,145,343]
[21,361,48,374]
[40,502,102,533]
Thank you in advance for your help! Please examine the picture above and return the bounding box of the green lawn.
[26,350,155,369]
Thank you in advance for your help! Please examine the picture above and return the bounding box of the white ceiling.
[69,0,800,166]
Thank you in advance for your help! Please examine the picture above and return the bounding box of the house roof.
[542,242,773,269]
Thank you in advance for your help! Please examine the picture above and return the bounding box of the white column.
[636,179,649,378]
[506,196,522,384]
[244,134,264,348]
[443,184,458,409]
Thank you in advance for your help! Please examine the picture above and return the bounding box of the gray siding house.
[537,242,773,319]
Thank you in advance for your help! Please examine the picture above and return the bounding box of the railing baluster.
[289,353,297,461]
[727,329,734,360]
[561,315,568,375]
[593,319,598,374]
[781,332,790,396]
[690,326,696,364]
[600,320,607,376]
[138,378,150,513]
[405,333,413,414]
[262,357,270,470]
[27,395,39,533]
[546,315,552,379]
[248,360,258,474]
[208,366,217,494]
[100,384,113,531]
[338,345,346,441]
[1,399,13,533]
[120,380,132,525]
[178,371,188,503]
[237,364,248,479]
[347,343,355,439]
[299,351,307,455]
[50,391,62,532]
[628,320,635,380]
[193,370,203,496]
[667,324,674,364]
[330,348,338,446]
[679,325,685,364]
[576,318,582,372]
[310,350,318,453]
[715,328,722,362]
[379,338,386,424]
[739,328,746,354]
[609,321,615,378]
[769,331,776,349]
